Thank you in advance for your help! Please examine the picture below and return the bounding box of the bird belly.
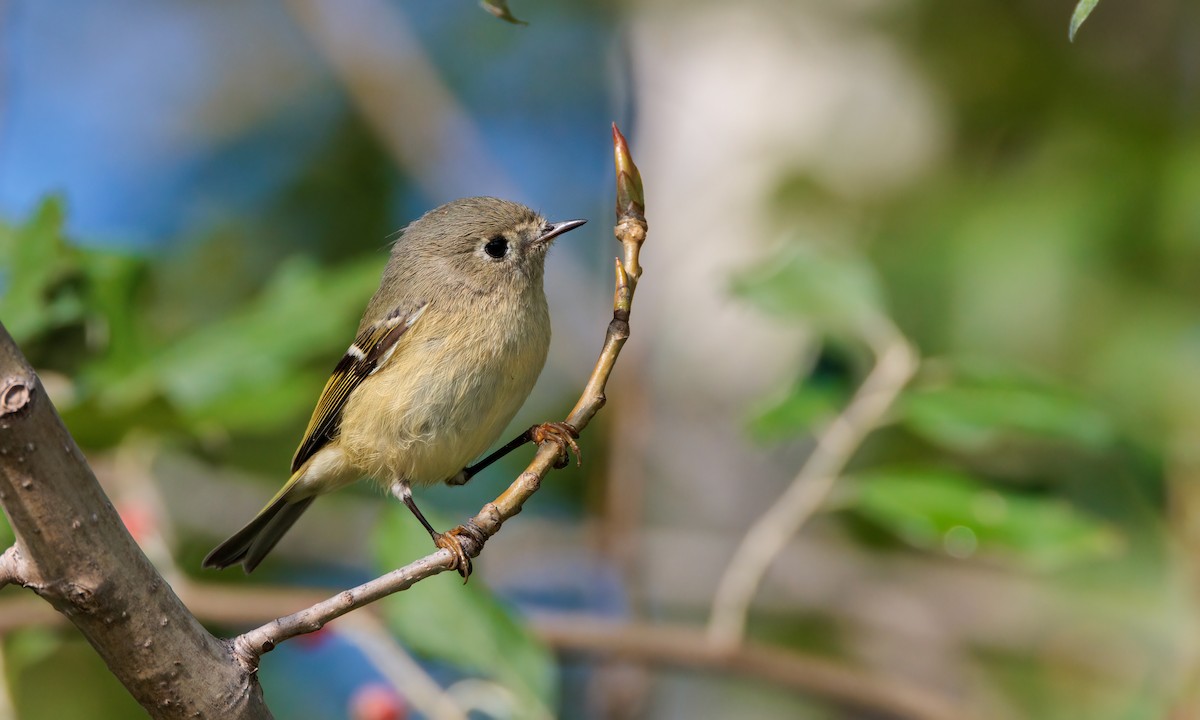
[337,310,549,487]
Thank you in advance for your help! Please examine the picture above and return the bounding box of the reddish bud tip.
[612,123,644,220]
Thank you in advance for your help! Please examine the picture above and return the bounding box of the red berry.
[350,683,406,720]
[116,501,155,544]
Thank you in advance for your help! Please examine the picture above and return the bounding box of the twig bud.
[612,123,645,221]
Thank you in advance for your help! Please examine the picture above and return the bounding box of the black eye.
[483,236,509,259]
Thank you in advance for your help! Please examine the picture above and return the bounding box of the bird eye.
[483,236,509,259]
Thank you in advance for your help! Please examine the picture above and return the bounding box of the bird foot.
[531,422,580,469]
[432,521,488,582]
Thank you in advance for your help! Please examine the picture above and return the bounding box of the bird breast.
[337,291,551,486]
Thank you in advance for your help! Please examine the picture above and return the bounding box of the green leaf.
[0,511,13,549]
[0,198,81,342]
[90,255,383,432]
[5,627,64,670]
[732,245,883,336]
[901,369,1116,452]
[852,469,1121,570]
[1069,0,1100,41]
[75,252,149,371]
[0,198,148,380]
[373,504,556,715]
[748,379,847,442]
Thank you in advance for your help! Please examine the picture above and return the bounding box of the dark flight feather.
[290,302,427,472]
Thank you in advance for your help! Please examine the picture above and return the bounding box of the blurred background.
[1,0,1198,718]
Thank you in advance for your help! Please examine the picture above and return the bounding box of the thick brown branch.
[232,124,650,666]
[0,325,272,719]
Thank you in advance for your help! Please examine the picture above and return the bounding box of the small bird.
[203,197,585,576]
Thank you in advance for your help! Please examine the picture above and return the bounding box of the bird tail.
[202,472,315,573]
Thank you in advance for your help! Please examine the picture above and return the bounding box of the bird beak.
[537,219,587,245]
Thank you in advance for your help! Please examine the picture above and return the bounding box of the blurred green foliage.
[899,366,1117,452]
[0,196,387,450]
[1070,0,1102,41]
[851,468,1120,571]
[4,629,143,720]
[730,1,1198,716]
[747,376,848,443]
[732,244,883,339]
[374,504,557,714]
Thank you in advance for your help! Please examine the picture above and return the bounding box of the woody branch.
[0,334,271,718]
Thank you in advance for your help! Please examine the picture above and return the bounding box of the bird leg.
[390,480,485,580]
[446,422,580,487]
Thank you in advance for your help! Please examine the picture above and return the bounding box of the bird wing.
[290,301,428,472]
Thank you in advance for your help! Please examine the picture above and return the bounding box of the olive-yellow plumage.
[203,197,585,573]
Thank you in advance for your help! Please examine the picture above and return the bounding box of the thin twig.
[232,552,445,666]
[707,320,919,648]
[232,124,648,668]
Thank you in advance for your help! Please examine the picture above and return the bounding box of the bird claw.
[433,521,487,582]
[531,422,581,469]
